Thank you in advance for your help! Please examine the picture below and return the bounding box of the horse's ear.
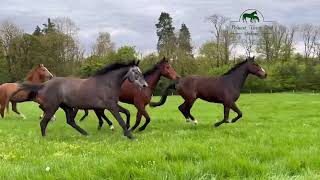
[136,60,140,66]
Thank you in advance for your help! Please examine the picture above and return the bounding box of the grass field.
[0,93,319,179]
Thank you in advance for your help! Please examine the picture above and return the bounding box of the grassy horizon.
[0,93,319,179]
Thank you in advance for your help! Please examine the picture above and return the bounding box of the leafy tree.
[92,32,115,57]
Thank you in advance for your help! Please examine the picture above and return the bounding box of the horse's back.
[178,76,224,102]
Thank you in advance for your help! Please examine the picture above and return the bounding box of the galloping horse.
[13,61,147,139]
[150,57,267,127]
[80,57,178,131]
[0,64,53,118]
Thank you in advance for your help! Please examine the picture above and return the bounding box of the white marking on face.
[260,67,265,73]
[136,67,142,73]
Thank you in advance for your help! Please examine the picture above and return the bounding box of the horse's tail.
[10,83,44,101]
[150,82,177,107]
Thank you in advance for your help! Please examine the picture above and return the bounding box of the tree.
[241,32,256,57]
[301,24,319,59]
[33,26,42,36]
[42,18,56,34]
[155,12,176,59]
[114,46,137,62]
[92,32,115,57]
[0,20,23,81]
[177,23,192,57]
[53,17,79,37]
[206,14,229,66]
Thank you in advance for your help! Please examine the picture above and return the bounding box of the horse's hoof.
[214,123,220,127]
[109,125,115,131]
[125,132,134,139]
[20,114,26,119]
[186,118,191,123]
[193,120,198,125]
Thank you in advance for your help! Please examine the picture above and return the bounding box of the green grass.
[0,93,319,179]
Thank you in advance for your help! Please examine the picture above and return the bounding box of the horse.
[12,60,148,139]
[242,11,258,23]
[0,64,53,118]
[150,57,267,127]
[79,57,178,131]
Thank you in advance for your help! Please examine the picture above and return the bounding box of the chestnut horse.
[0,64,53,118]
[150,57,267,127]
[80,57,178,131]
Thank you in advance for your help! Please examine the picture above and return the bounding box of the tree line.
[1,13,320,94]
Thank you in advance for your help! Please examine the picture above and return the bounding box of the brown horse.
[150,57,267,127]
[0,64,53,118]
[80,57,178,131]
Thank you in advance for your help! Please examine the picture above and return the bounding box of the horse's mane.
[223,60,248,75]
[94,60,136,76]
[143,58,168,77]
[24,65,39,81]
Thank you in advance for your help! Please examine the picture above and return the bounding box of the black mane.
[223,60,248,75]
[94,60,136,76]
[143,58,168,77]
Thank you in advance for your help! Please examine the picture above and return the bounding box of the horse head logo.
[241,10,260,23]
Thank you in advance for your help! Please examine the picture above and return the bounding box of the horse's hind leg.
[214,105,230,127]
[98,110,114,130]
[138,108,151,131]
[130,112,142,131]
[185,99,198,124]
[178,101,189,120]
[40,107,58,136]
[61,104,88,136]
[231,103,242,123]
[117,105,130,129]
[79,109,89,122]
[12,102,26,119]
[93,110,105,130]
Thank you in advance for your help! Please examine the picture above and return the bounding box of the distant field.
[0,93,319,179]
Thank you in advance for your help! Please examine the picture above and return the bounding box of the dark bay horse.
[150,57,267,127]
[13,61,147,139]
[0,64,53,118]
[80,57,178,131]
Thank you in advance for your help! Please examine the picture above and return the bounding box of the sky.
[1,0,320,56]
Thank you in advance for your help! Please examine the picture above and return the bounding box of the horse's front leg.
[214,105,230,127]
[109,106,133,139]
[117,105,130,129]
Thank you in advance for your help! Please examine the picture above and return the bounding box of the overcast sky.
[1,0,320,56]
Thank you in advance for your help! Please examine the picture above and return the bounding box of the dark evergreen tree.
[32,25,42,36]
[177,23,192,57]
[155,12,176,59]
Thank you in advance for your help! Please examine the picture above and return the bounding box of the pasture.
[0,93,319,179]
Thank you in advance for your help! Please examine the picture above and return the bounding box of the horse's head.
[33,64,53,82]
[125,61,148,89]
[158,57,179,80]
[246,57,267,79]
[252,11,257,15]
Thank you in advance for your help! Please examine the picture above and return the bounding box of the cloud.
[0,0,319,56]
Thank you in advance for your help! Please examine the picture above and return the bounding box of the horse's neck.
[144,69,161,91]
[26,73,43,83]
[224,66,249,90]
[103,68,129,88]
